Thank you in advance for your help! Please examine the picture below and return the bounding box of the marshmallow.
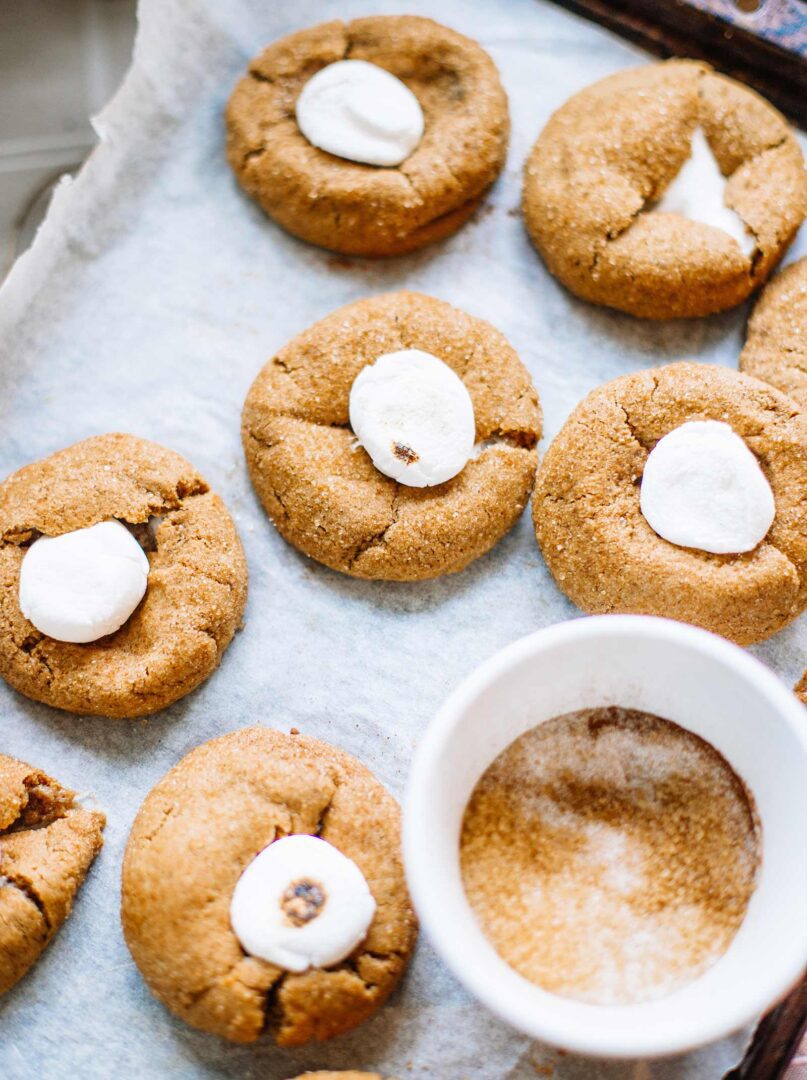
[295,60,424,167]
[349,349,476,487]
[19,520,150,643]
[230,834,376,972]
[652,127,755,257]
[640,420,775,554]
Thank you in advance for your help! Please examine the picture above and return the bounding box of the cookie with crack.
[242,291,541,580]
[121,728,417,1045]
[0,434,247,718]
[523,60,807,319]
[740,257,807,410]
[0,754,104,995]
[533,362,807,645]
[226,16,508,257]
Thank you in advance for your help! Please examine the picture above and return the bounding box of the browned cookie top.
[0,434,247,718]
[121,728,417,1046]
[289,1074,389,1080]
[523,61,807,319]
[740,257,807,410]
[796,671,807,705]
[0,754,104,995]
[533,363,807,645]
[242,291,541,581]
[226,16,509,257]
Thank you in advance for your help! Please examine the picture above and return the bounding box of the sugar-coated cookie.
[0,754,104,995]
[523,61,807,319]
[0,434,247,718]
[226,16,508,256]
[121,728,417,1045]
[533,363,807,644]
[740,257,807,410]
[242,291,541,581]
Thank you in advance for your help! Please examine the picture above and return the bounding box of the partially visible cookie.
[796,672,807,705]
[226,16,508,256]
[523,60,807,319]
[0,434,247,718]
[0,754,104,995]
[740,257,807,410]
[533,363,807,645]
[122,728,417,1045]
[242,291,541,581]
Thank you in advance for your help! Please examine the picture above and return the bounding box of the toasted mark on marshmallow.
[640,420,775,554]
[19,519,150,644]
[349,349,476,487]
[229,834,376,972]
[651,127,755,257]
[295,59,424,167]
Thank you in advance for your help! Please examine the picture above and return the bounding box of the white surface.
[230,834,376,972]
[296,60,424,166]
[640,420,776,554]
[349,348,476,486]
[0,0,804,1077]
[19,520,150,643]
[651,127,755,257]
[404,616,807,1058]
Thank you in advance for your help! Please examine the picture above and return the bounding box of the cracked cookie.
[226,16,509,257]
[796,671,807,705]
[0,434,247,718]
[242,291,541,581]
[121,727,417,1045]
[0,754,104,995]
[740,257,807,410]
[533,362,807,645]
[522,60,807,319]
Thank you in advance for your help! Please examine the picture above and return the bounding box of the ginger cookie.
[121,728,417,1046]
[533,363,807,645]
[740,257,807,410]
[523,60,807,319]
[796,672,807,705]
[226,16,509,257]
[0,754,104,995]
[242,291,541,581]
[0,434,247,718]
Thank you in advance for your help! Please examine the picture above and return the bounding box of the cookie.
[796,672,807,705]
[226,16,509,257]
[121,728,417,1045]
[533,363,807,645]
[0,754,104,995]
[523,60,807,319]
[740,257,807,410]
[0,434,247,718]
[242,291,541,580]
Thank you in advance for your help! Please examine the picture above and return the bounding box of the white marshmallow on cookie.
[295,59,424,167]
[640,420,775,554]
[349,348,476,487]
[652,127,755,257]
[229,833,376,973]
[19,519,150,643]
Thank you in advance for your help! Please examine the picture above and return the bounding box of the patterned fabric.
[685,0,807,56]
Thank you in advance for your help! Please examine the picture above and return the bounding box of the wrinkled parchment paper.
[0,1,804,1076]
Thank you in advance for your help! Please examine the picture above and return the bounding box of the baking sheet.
[0,0,805,1076]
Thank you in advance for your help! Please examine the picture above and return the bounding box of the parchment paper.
[0,1,804,1077]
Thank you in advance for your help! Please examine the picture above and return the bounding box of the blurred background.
[0,0,136,280]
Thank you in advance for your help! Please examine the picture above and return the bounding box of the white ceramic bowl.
[403,615,807,1060]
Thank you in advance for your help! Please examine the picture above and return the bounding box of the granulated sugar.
[460,707,760,1005]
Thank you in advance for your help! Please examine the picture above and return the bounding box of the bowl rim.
[402,614,807,1059]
